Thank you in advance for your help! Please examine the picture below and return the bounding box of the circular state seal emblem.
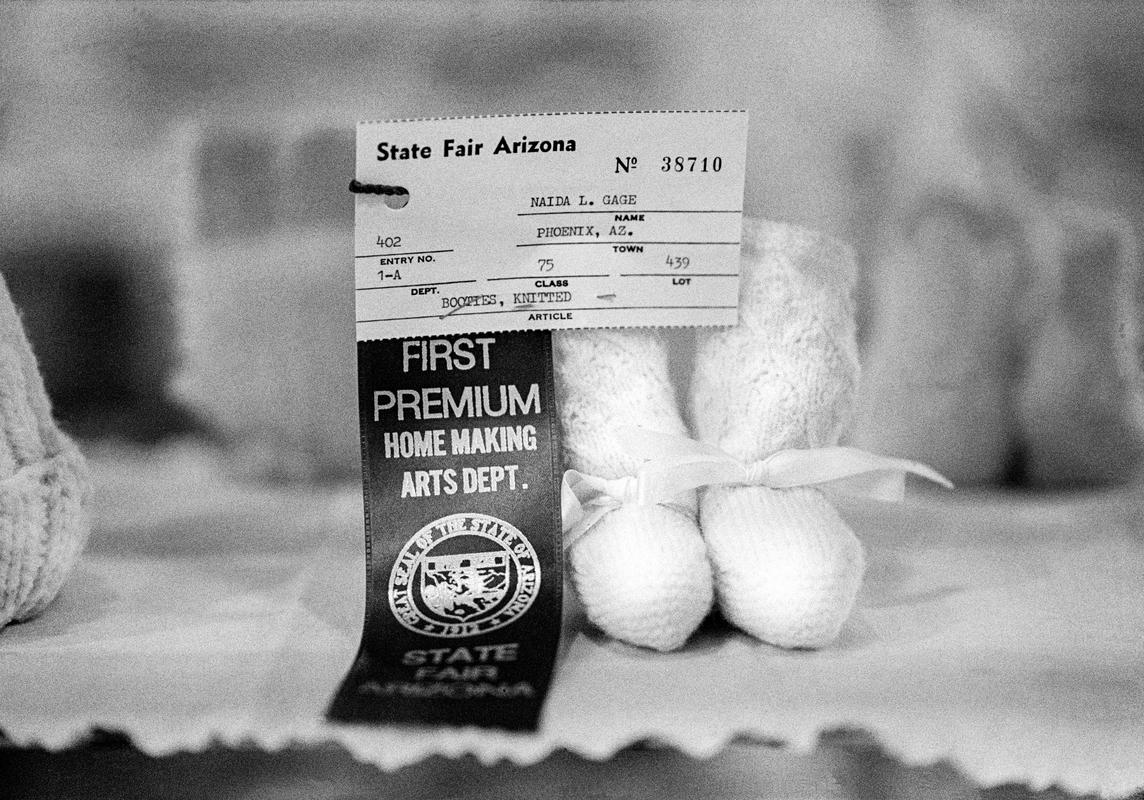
[388,512,541,638]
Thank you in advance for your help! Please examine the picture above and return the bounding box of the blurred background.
[2,0,1143,488]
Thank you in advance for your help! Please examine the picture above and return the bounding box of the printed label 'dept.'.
[355,110,748,340]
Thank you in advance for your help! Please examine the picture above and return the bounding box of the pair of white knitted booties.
[555,220,863,651]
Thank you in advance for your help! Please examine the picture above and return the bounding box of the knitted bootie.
[555,329,713,651]
[691,220,863,648]
[0,274,91,629]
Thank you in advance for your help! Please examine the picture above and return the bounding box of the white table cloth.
[2,446,1141,797]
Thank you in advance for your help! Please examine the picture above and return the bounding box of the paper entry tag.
[355,110,748,340]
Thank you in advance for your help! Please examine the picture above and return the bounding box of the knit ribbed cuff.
[0,437,91,627]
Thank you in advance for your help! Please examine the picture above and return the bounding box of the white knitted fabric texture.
[0,275,91,629]
[554,329,712,651]
[692,219,864,648]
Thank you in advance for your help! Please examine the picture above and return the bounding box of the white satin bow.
[561,428,952,547]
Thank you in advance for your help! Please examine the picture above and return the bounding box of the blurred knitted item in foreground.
[0,273,91,629]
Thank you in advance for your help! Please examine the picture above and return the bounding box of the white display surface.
[1,447,1141,798]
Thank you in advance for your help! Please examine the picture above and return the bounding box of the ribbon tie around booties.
[562,427,952,547]
[555,221,955,651]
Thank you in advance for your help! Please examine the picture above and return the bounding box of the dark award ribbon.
[328,331,563,730]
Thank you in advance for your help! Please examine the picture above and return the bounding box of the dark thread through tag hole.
[349,180,410,210]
